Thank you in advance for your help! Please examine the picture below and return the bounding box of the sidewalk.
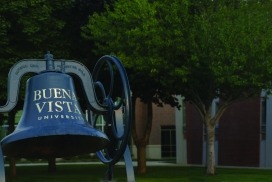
[5,160,182,167]
[10,161,272,170]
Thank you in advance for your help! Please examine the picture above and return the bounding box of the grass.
[4,163,272,182]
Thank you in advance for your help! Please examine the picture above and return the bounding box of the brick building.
[132,94,272,168]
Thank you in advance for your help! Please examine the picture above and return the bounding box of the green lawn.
[4,164,272,182]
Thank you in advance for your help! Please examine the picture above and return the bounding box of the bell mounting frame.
[0,52,135,182]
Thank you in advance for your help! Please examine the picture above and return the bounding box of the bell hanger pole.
[44,51,55,70]
[0,147,5,182]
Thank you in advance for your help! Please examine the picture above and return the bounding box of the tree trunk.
[192,98,230,175]
[205,120,216,175]
[131,96,153,174]
[136,145,147,174]
[9,158,16,177]
[48,158,57,173]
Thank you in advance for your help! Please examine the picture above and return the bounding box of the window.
[161,125,176,158]
[93,114,106,132]
[261,96,266,140]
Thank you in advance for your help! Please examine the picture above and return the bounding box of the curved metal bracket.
[0,59,106,113]
[91,56,135,181]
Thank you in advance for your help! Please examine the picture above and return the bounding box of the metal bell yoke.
[0,52,134,181]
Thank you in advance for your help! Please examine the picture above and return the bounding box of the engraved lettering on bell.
[33,88,83,120]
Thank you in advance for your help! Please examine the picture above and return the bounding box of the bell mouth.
[1,124,109,158]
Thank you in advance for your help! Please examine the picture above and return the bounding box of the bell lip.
[1,124,109,145]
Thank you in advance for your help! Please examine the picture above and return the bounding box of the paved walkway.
[10,161,271,169]
[5,160,182,167]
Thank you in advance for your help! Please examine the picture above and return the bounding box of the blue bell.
[1,70,109,158]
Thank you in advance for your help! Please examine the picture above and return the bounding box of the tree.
[83,0,272,175]
[182,0,272,174]
[59,0,110,64]
[83,0,181,174]
[0,0,76,102]
[0,14,10,100]
[0,0,109,101]
[0,0,108,135]
[0,1,115,178]
[0,0,103,175]
[0,0,76,175]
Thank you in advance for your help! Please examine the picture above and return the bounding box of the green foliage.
[184,1,272,107]
[0,16,9,50]
[83,0,157,68]
[0,0,74,102]
[0,0,74,59]
[84,0,272,109]
[83,0,188,106]
[0,0,110,108]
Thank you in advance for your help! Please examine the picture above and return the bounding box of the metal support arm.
[0,59,106,113]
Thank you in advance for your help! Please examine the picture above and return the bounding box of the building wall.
[185,97,261,166]
[218,97,260,167]
[131,145,161,159]
[185,102,203,164]
[133,97,262,167]
[150,102,175,145]
[132,99,175,159]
